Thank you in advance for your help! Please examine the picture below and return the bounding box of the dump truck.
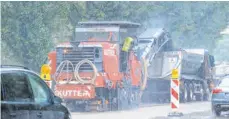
[135,28,215,103]
[141,48,215,103]
[44,21,149,111]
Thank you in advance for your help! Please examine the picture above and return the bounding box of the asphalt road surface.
[71,101,229,119]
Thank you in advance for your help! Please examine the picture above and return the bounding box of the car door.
[1,71,33,119]
[25,72,66,119]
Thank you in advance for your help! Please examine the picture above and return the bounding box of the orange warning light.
[40,64,51,80]
[171,69,179,79]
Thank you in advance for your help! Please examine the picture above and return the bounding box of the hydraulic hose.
[54,60,74,84]
[138,57,148,99]
[140,57,148,91]
[138,39,170,91]
[74,59,98,84]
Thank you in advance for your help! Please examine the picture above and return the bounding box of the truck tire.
[188,83,194,102]
[203,82,210,101]
[196,84,204,101]
[180,82,188,103]
[203,88,210,101]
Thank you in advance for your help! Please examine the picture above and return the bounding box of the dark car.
[1,65,71,119]
[211,76,229,117]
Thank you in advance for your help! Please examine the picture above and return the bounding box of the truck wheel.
[203,94,210,101]
[188,83,194,102]
[203,88,210,101]
[196,84,204,101]
[181,83,188,103]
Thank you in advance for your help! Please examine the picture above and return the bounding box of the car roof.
[1,65,29,69]
[0,65,39,76]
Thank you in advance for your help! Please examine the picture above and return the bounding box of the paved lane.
[71,101,227,119]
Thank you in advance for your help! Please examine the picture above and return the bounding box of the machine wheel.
[196,84,204,101]
[96,104,104,112]
[117,87,129,110]
[96,98,109,112]
[129,89,141,108]
[188,83,195,102]
[65,101,84,112]
[65,101,75,112]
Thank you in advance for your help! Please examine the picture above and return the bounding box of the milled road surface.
[153,111,229,119]
[71,101,229,119]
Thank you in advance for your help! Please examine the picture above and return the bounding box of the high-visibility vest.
[122,37,134,52]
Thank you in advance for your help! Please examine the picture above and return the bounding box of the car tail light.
[212,88,223,94]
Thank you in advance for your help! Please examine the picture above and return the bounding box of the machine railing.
[56,47,95,72]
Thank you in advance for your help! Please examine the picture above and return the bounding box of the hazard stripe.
[171,94,179,108]
[171,102,177,109]
[170,77,180,110]
[171,88,178,100]
[172,80,179,86]
[171,80,179,93]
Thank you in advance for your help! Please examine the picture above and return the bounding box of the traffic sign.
[168,68,183,117]
[171,69,179,79]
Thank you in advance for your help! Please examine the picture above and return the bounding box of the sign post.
[168,68,183,117]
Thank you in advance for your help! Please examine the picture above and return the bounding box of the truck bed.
[147,50,205,80]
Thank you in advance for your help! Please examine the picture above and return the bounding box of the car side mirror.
[53,96,63,104]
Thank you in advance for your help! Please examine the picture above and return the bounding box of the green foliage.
[214,35,229,61]
[1,1,229,70]
[1,2,56,71]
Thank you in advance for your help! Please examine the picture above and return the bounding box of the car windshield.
[219,78,229,87]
